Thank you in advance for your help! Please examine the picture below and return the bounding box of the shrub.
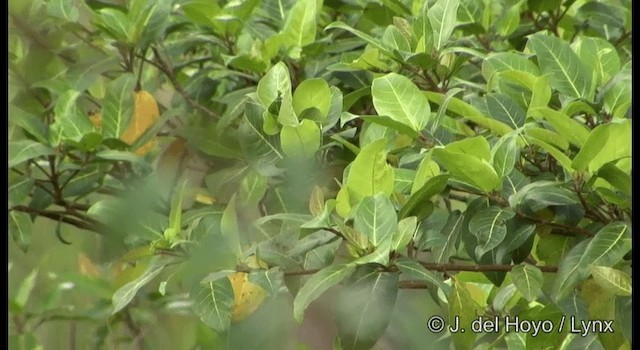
[9,0,631,348]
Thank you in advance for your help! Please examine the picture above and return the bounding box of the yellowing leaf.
[77,253,101,278]
[228,272,267,322]
[89,112,103,129]
[243,255,268,269]
[121,90,159,155]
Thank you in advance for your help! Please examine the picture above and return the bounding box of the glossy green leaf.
[572,37,620,88]
[572,120,631,173]
[372,73,431,132]
[486,93,526,128]
[444,136,492,161]
[353,193,398,247]
[411,154,440,194]
[292,78,331,119]
[192,278,234,332]
[9,211,32,253]
[335,271,399,350]
[469,206,515,258]
[256,62,292,110]
[240,100,284,176]
[527,33,593,100]
[325,21,393,57]
[509,181,579,212]
[280,119,321,159]
[590,266,631,296]
[345,138,394,202]
[102,73,136,139]
[391,216,417,251]
[432,148,500,193]
[491,133,518,178]
[511,265,543,302]
[425,91,513,136]
[293,264,355,322]
[528,107,589,147]
[431,210,463,264]
[112,262,165,314]
[449,278,479,350]
[428,0,460,51]
[399,174,450,219]
[395,257,449,293]
[281,0,317,57]
[552,222,631,301]
[9,140,54,167]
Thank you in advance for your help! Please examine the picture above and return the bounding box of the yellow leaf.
[77,253,101,278]
[121,90,159,155]
[228,272,267,322]
[88,112,102,129]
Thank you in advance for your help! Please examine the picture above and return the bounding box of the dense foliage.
[9,0,631,349]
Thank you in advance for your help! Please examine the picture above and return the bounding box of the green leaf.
[596,162,631,195]
[528,107,589,147]
[469,206,515,258]
[220,195,243,259]
[526,137,574,174]
[51,90,95,143]
[527,33,592,100]
[335,271,399,350]
[9,140,54,168]
[112,262,165,314]
[482,53,540,81]
[590,266,631,296]
[449,278,479,350]
[382,25,411,54]
[239,169,268,205]
[552,222,631,301]
[525,126,568,151]
[372,73,431,132]
[10,106,49,143]
[280,119,321,159]
[509,181,579,212]
[14,268,38,310]
[432,148,500,193]
[391,216,417,252]
[528,75,552,111]
[345,138,394,202]
[164,180,187,242]
[353,193,398,247]
[572,37,620,89]
[444,135,492,161]
[292,78,331,119]
[240,100,284,176]
[325,21,394,57]
[358,115,420,139]
[281,0,316,57]
[256,62,291,110]
[572,120,631,174]
[431,210,463,264]
[399,174,449,219]
[602,67,631,119]
[9,178,34,207]
[293,264,356,322]
[491,133,518,178]
[428,0,460,51]
[102,74,136,139]
[411,154,440,194]
[511,265,543,302]
[425,91,513,136]
[192,278,234,332]
[486,94,526,128]
[395,257,450,293]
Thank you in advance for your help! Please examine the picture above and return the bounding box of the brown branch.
[11,205,102,233]
[149,48,220,120]
[417,261,558,273]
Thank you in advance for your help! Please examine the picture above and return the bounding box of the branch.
[417,261,558,273]
[149,48,220,120]
[11,205,102,234]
